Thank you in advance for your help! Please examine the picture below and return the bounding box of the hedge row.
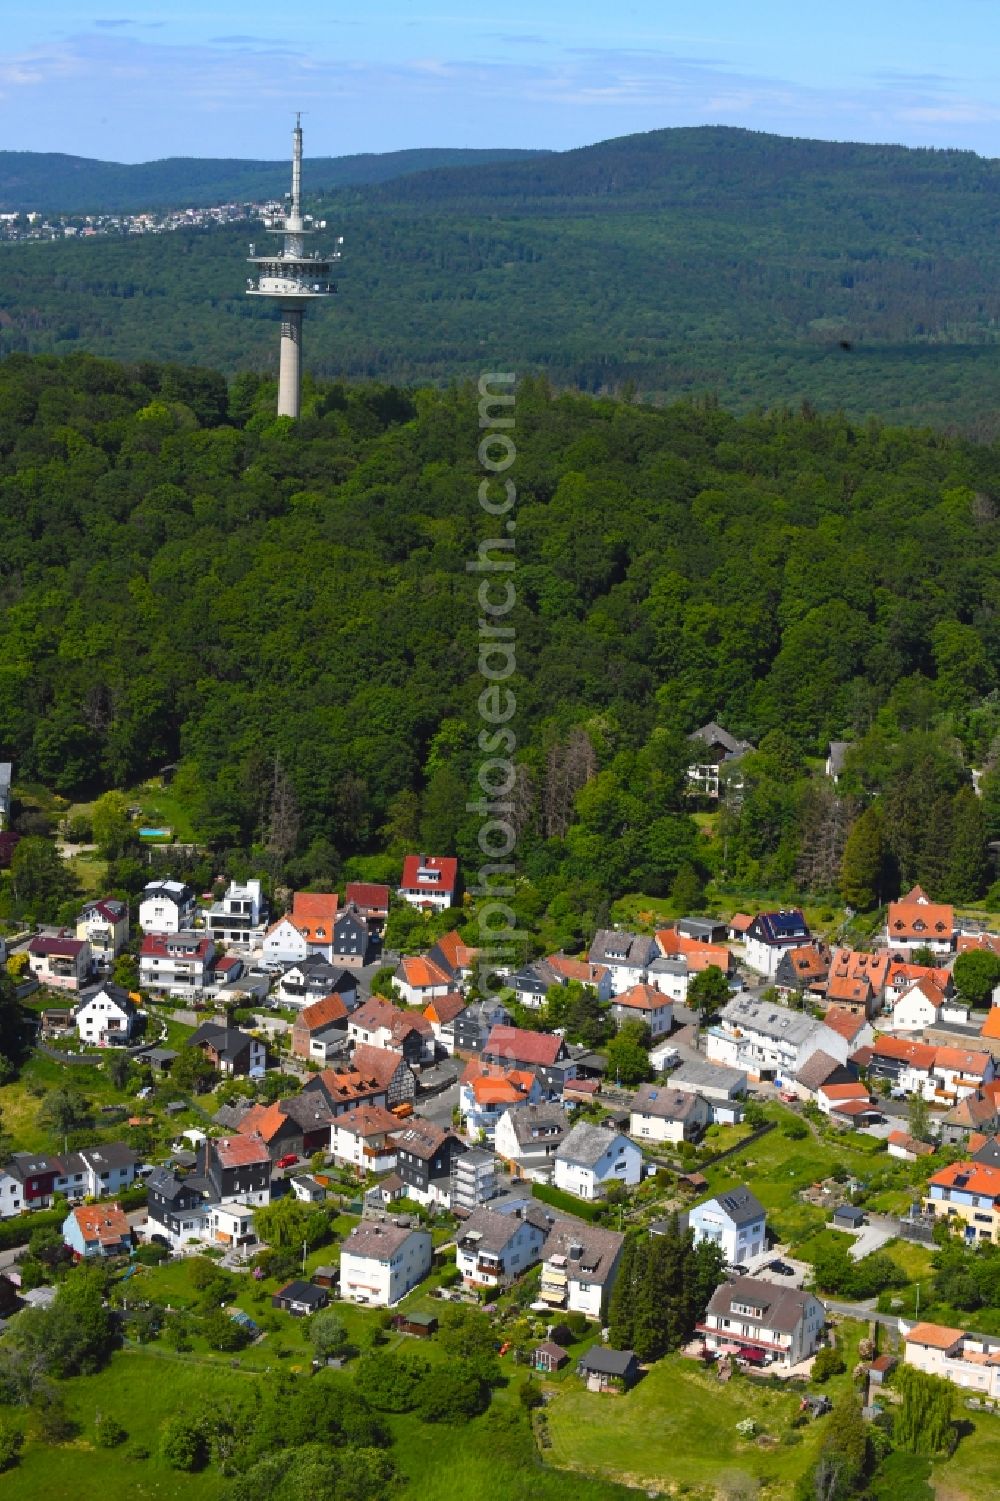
[0,1183,147,1251]
[530,1182,601,1222]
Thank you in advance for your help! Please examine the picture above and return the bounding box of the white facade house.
[493,1101,568,1179]
[588,929,659,996]
[262,916,309,966]
[629,1083,710,1144]
[890,978,946,1032]
[139,932,216,996]
[329,1105,400,1176]
[339,1221,433,1306]
[698,1276,826,1368]
[202,879,267,947]
[644,957,691,1004]
[689,1187,767,1266]
[74,984,138,1047]
[743,911,811,979]
[539,1220,624,1321]
[553,1122,643,1201]
[139,879,195,934]
[706,996,848,1083]
[455,1202,549,1290]
[398,855,458,911]
[902,1321,1000,1400]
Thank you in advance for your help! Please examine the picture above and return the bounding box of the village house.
[456,1201,551,1289]
[493,1100,568,1178]
[394,954,453,1008]
[347,997,434,1065]
[74,983,139,1047]
[687,722,755,799]
[450,1147,499,1214]
[339,1220,433,1306]
[139,879,196,934]
[689,1186,767,1266]
[27,932,91,992]
[743,911,812,979]
[817,1080,881,1127]
[0,1153,63,1217]
[553,1122,643,1200]
[76,897,130,962]
[609,981,674,1040]
[262,891,340,965]
[451,998,511,1055]
[824,949,890,1017]
[887,1130,935,1163]
[775,942,831,997]
[707,996,848,1083]
[238,1095,334,1163]
[539,1219,625,1320]
[940,1084,1000,1146]
[187,1021,266,1077]
[460,1061,542,1141]
[201,879,267,948]
[791,1049,860,1104]
[62,1202,133,1260]
[512,954,612,1010]
[302,1046,415,1117]
[61,1143,138,1202]
[820,1006,874,1055]
[330,1104,401,1176]
[140,931,217,996]
[272,1280,328,1317]
[668,1059,748,1123]
[886,885,955,957]
[274,957,358,1011]
[630,1082,710,1144]
[890,977,953,1032]
[206,1202,257,1253]
[481,1024,574,1088]
[884,960,952,1011]
[330,904,375,968]
[144,1167,212,1247]
[203,1134,271,1206]
[655,927,734,976]
[924,1159,1000,1244]
[422,992,466,1052]
[588,928,659,995]
[393,1117,467,1208]
[290,993,349,1063]
[697,1276,826,1368]
[398,854,458,911]
[902,1321,1000,1399]
[344,882,390,933]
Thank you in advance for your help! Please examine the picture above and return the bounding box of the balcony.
[476,1259,502,1278]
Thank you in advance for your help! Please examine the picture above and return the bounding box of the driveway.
[841,1215,897,1261]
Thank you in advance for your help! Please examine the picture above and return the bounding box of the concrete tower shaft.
[245,116,340,418]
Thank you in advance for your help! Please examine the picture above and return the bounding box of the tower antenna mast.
[246,114,340,419]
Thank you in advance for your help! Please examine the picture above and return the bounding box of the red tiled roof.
[870,1036,937,1070]
[299,994,349,1031]
[820,1082,871,1101]
[823,1007,868,1043]
[903,1322,965,1350]
[655,931,731,971]
[887,1130,934,1156]
[484,1025,563,1067]
[71,1202,131,1245]
[345,882,390,912]
[831,1098,880,1117]
[291,891,339,942]
[399,855,458,892]
[213,1134,270,1168]
[397,955,452,989]
[728,914,753,933]
[423,992,466,1025]
[614,982,670,1012]
[828,947,890,990]
[981,1009,1000,1040]
[934,1046,991,1076]
[140,933,214,959]
[547,954,609,984]
[333,1104,400,1138]
[433,930,477,972]
[928,1160,1000,1197]
[887,899,954,942]
[28,933,86,958]
[351,1043,406,1089]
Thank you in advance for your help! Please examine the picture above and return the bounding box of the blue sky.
[5,2,1000,162]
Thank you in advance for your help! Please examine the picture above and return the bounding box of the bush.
[439,1264,461,1288]
[781,1118,809,1140]
[812,1346,847,1383]
[95,1413,127,1448]
[133,1243,169,1266]
[414,1362,489,1423]
[0,1421,23,1473]
[519,1378,544,1410]
[125,1442,150,1462]
[161,1415,209,1472]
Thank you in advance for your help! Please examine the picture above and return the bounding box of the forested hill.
[0,146,546,214]
[2,127,1000,429]
[1,354,999,941]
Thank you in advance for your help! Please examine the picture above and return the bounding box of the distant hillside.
[2,126,1000,430]
[0,146,547,214]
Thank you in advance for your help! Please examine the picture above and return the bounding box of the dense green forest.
[3,128,1000,429]
[1,353,999,944]
[0,147,545,215]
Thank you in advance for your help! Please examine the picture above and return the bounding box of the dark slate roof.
[275,1279,326,1306]
[579,1345,637,1376]
[705,1185,765,1227]
[706,1276,824,1333]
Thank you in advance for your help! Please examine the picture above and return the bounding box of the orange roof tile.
[934,1046,991,1075]
[433,930,477,972]
[903,1322,966,1350]
[71,1202,131,1245]
[290,890,339,942]
[423,992,466,1026]
[929,1160,1000,1197]
[887,899,954,943]
[981,1009,1000,1040]
[547,954,609,984]
[398,955,452,989]
[820,1081,871,1100]
[615,982,669,1012]
[823,1007,868,1042]
[299,993,348,1030]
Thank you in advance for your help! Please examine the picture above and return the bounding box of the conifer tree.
[607,1233,638,1350]
[840,806,883,910]
[944,785,988,903]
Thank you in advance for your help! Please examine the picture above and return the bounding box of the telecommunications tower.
[246,115,340,418]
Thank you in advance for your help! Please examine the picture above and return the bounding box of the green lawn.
[931,1408,1000,1501]
[545,1352,826,1494]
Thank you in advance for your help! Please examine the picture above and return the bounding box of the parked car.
[726,1263,748,1276]
[275,1153,299,1170]
[766,1259,794,1276]
[779,1090,798,1104]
